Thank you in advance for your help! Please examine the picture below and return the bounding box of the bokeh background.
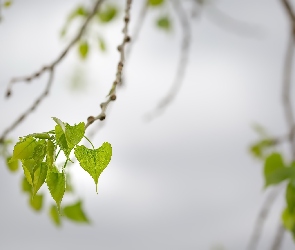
[0,0,294,249]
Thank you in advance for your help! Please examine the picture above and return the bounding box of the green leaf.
[74,142,112,193]
[21,159,37,185]
[47,169,66,211]
[6,156,19,172]
[55,121,85,158]
[31,133,51,140]
[68,6,87,21]
[21,176,32,194]
[29,194,43,211]
[55,124,70,157]
[78,41,89,59]
[46,140,55,167]
[63,201,90,223]
[65,122,85,149]
[3,1,12,8]
[49,205,61,226]
[264,153,290,187]
[282,207,295,234]
[12,137,37,160]
[99,37,106,52]
[250,139,275,159]
[98,5,118,23]
[33,162,48,196]
[52,117,66,132]
[156,16,171,31]
[148,0,164,6]
[32,139,47,162]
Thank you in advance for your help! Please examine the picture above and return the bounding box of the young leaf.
[282,207,295,237]
[156,16,171,31]
[47,169,66,211]
[46,140,55,167]
[32,140,47,162]
[52,117,66,132]
[98,37,106,52]
[21,159,37,185]
[49,205,61,226]
[78,41,89,59]
[3,1,12,8]
[29,194,43,211]
[55,124,70,157]
[21,176,32,194]
[12,137,37,160]
[74,142,112,192]
[68,6,87,21]
[31,133,51,140]
[97,5,118,23]
[63,201,90,223]
[6,156,19,172]
[65,122,85,149]
[264,153,290,187]
[148,0,164,6]
[55,121,85,158]
[33,162,48,196]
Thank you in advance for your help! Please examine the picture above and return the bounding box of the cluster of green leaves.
[61,3,119,60]
[250,127,295,239]
[4,117,112,226]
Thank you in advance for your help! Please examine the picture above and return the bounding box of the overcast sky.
[0,0,295,249]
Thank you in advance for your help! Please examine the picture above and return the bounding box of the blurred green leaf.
[156,16,171,31]
[49,205,61,226]
[99,37,106,52]
[29,194,43,211]
[6,156,18,172]
[148,0,164,6]
[286,182,295,213]
[98,5,118,23]
[250,139,275,159]
[282,207,295,232]
[3,1,12,8]
[78,41,89,59]
[63,201,89,223]
[21,176,32,194]
[264,153,290,187]
[68,6,87,21]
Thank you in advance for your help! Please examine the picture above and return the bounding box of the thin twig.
[268,1,295,249]
[271,224,285,250]
[246,187,283,250]
[206,5,265,38]
[85,0,133,129]
[145,0,191,120]
[0,68,54,142]
[126,0,148,59]
[0,0,104,142]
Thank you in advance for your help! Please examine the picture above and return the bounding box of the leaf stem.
[84,135,94,149]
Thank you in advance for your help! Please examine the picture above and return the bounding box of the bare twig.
[0,68,54,142]
[145,0,191,120]
[126,0,148,59]
[246,187,283,250]
[0,0,104,142]
[85,0,133,129]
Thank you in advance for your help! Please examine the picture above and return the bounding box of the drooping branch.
[85,0,133,130]
[0,0,105,142]
[268,1,295,249]
[246,187,283,250]
[146,0,191,120]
